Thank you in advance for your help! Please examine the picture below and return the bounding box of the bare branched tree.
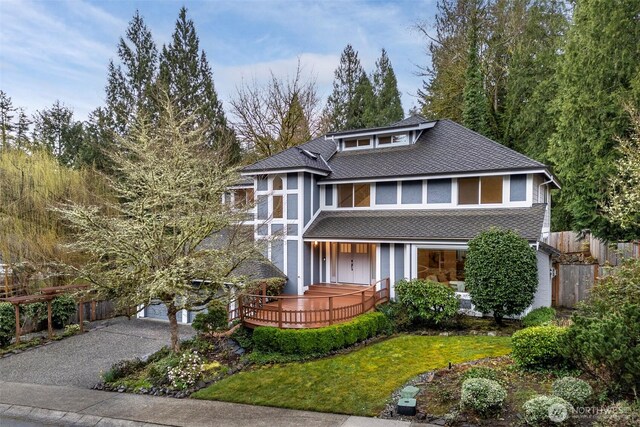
[230,59,321,161]
[56,93,256,351]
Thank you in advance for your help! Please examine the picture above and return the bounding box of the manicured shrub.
[102,358,145,383]
[394,278,459,325]
[522,307,556,328]
[252,312,389,356]
[461,366,500,383]
[552,377,592,407]
[522,395,573,426]
[465,228,538,324]
[191,300,228,333]
[0,302,16,347]
[563,304,640,397]
[51,294,76,328]
[512,325,567,369]
[460,378,507,416]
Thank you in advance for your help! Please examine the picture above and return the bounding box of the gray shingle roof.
[242,136,336,174]
[323,119,546,182]
[303,204,547,242]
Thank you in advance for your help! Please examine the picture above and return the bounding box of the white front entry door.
[337,243,371,285]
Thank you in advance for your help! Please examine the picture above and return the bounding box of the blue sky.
[0,0,436,121]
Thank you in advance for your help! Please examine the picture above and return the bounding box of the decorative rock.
[400,385,420,399]
[416,412,427,421]
[487,331,497,336]
[397,398,417,416]
[439,332,449,336]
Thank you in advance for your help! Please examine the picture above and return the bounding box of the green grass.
[192,335,511,416]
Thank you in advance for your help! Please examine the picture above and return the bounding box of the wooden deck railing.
[228,278,390,329]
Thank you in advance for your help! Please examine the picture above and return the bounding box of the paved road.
[0,317,194,388]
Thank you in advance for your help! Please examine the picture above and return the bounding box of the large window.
[417,249,467,284]
[458,176,503,205]
[338,183,370,208]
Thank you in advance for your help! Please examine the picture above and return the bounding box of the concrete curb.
[0,403,167,426]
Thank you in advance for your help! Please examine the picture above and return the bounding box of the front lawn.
[192,335,511,416]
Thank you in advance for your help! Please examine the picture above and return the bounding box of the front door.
[337,243,371,285]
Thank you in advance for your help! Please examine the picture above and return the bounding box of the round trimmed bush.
[460,378,507,416]
[395,278,459,325]
[522,307,556,328]
[461,366,500,383]
[512,325,567,369]
[464,228,538,324]
[523,395,573,426]
[552,377,592,407]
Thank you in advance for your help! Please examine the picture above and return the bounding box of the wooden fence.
[547,231,639,266]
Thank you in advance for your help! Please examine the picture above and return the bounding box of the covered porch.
[232,280,389,329]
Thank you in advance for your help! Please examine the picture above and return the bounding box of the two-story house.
[238,115,559,312]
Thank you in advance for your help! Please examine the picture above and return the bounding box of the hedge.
[512,325,568,369]
[252,312,391,356]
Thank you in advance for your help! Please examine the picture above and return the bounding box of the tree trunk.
[494,313,504,326]
[167,303,180,352]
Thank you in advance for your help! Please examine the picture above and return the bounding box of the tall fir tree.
[105,10,158,136]
[32,101,84,166]
[372,49,404,126]
[351,71,377,129]
[548,0,640,239]
[158,7,239,163]
[461,10,490,136]
[77,107,115,172]
[500,0,567,160]
[0,90,15,149]
[324,44,367,131]
[13,108,31,148]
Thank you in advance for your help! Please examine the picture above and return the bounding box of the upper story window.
[510,175,527,202]
[272,176,283,191]
[378,133,409,146]
[344,138,371,149]
[458,176,503,205]
[338,183,370,208]
[234,188,254,208]
[272,195,283,218]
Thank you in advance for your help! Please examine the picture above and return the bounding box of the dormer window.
[344,138,371,149]
[378,133,409,146]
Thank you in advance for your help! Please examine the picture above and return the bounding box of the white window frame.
[342,137,372,151]
[377,133,410,147]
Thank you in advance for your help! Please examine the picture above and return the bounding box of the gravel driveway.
[0,317,194,388]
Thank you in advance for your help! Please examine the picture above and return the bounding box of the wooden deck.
[232,280,389,329]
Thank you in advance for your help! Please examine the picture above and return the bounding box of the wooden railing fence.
[228,278,390,328]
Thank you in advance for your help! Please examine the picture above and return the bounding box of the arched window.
[272,176,283,191]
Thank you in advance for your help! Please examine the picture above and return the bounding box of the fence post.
[329,296,334,325]
[278,298,283,328]
[14,304,20,344]
[47,299,53,339]
[79,299,84,332]
[91,300,97,322]
[239,296,244,322]
[361,290,365,313]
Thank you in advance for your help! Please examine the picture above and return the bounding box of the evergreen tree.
[158,7,239,163]
[105,10,158,136]
[372,49,404,126]
[13,108,31,148]
[279,92,312,149]
[350,72,377,129]
[461,12,490,136]
[77,107,115,172]
[324,45,367,131]
[500,0,567,160]
[548,0,640,239]
[32,101,84,166]
[0,90,15,149]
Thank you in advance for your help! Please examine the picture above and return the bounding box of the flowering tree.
[57,95,255,351]
[606,105,640,231]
